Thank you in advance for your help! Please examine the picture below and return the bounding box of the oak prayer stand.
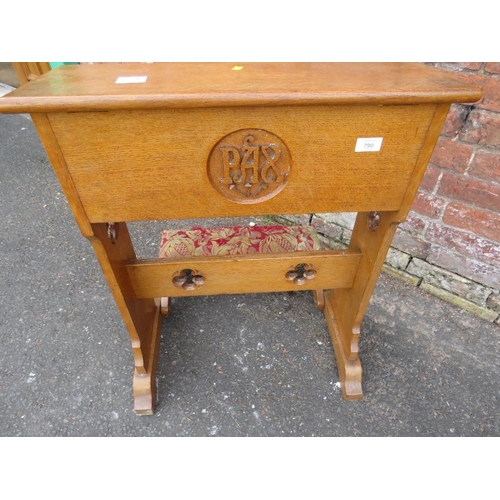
[0,63,481,414]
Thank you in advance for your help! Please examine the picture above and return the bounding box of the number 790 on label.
[355,137,383,152]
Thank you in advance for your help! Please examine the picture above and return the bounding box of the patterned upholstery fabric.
[158,225,321,258]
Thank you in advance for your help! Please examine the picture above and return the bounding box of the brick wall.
[278,63,500,324]
[402,63,499,322]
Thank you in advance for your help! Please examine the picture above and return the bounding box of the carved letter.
[240,135,259,187]
[220,146,241,185]
[261,144,283,182]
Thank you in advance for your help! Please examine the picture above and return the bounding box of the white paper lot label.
[355,137,383,152]
[115,76,148,84]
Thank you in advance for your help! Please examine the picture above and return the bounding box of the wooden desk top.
[0,62,481,113]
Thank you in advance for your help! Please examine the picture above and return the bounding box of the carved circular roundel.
[207,129,291,203]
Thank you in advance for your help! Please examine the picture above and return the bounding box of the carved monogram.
[208,129,291,203]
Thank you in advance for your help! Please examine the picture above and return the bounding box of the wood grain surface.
[0,62,482,113]
[126,249,362,298]
[48,104,438,222]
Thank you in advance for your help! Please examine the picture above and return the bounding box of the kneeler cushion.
[158,225,321,258]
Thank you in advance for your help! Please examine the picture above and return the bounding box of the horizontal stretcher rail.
[126,249,362,298]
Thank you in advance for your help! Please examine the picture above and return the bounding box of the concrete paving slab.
[1,111,499,437]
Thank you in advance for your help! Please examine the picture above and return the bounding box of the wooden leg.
[312,289,325,310]
[324,291,362,399]
[160,297,171,316]
[133,299,163,415]
[326,211,400,399]
[87,222,163,414]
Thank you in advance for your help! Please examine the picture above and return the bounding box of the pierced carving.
[208,129,291,203]
[285,263,317,285]
[107,222,119,244]
[367,211,380,232]
[172,269,205,291]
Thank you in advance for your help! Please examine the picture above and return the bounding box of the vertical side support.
[87,223,163,415]
[327,211,399,399]
[30,113,162,414]
[324,103,451,400]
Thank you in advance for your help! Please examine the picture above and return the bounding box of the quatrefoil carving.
[285,263,317,285]
[172,269,205,291]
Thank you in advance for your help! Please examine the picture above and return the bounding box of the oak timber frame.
[0,63,481,414]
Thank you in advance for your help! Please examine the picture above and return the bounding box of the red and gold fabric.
[158,225,321,258]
